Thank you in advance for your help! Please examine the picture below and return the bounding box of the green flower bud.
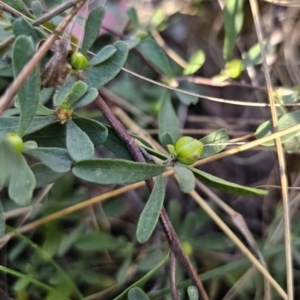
[70,52,89,70]
[224,59,243,79]
[174,136,203,165]
[6,133,24,154]
[55,106,73,124]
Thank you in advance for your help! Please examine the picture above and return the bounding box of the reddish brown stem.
[95,95,208,300]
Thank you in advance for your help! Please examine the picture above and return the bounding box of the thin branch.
[249,1,293,299]
[0,0,83,50]
[95,95,209,300]
[170,252,180,300]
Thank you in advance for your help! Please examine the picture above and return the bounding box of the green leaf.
[24,147,73,173]
[200,128,229,158]
[113,252,169,300]
[40,87,54,104]
[73,159,165,184]
[88,45,117,66]
[187,286,199,300]
[13,18,40,44]
[53,76,77,107]
[190,167,268,196]
[274,87,300,104]
[75,231,125,251]
[136,175,165,243]
[139,38,173,78]
[128,287,150,300]
[0,202,4,238]
[255,110,300,147]
[72,88,98,108]
[81,6,106,55]
[174,162,195,193]
[31,1,43,18]
[64,81,88,107]
[158,90,180,143]
[183,50,206,75]
[3,0,30,15]
[31,163,65,188]
[174,87,198,105]
[9,155,36,206]
[66,120,94,161]
[103,127,133,160]
[127,7,140,26]
[12,36,40,137]
[223,0,245,61]
[36,103,54,116]
[160,132,175,149]
[85,41,129,89]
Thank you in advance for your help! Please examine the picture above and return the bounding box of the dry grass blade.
[0,0,86,114]
[189,190,287,300]
[249,1,293,298]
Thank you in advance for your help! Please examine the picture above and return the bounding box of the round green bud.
[6,133,24,154]
[70,52,89,70]
[136,31,148,40]
[174,136,203,165]
[182,241,193,257]
[224,59,243,79]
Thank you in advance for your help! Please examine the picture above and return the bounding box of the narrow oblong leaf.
[158,90,180,143]
[73,159,165,184]
[128,287,150,300]
[12,36,41,137]
[72,88,98,108]
[174,162,195,193]
[114,252,169,300]
[81,6,106,55]
[9,155,36,206]
[223,0,245,61]
[160,132,175,149]
[0,202,4,238]
[136,175,165,243]
[66,120,94,161]
[139,38,173,78]
[31,1,43,18]
[32,163,65,188]
[200,128,229,158]
[85,41,129,89]
[13,18,40,45]
[24,147,73,173]
[127,7,140,26]
[53,76,77,107]
[187,286,199,300]
[190,167,268,196]
[183,50,206,75]
[64,81,88,107]
[88,45,117,66]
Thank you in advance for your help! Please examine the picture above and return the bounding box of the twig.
[249,1,293,299]
[170,252,180,300]
[95,95,209,300]
[0,0,86,114]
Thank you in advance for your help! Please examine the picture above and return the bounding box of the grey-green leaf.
[187,286,199,300]
[12,36,40,137]
[223,0,245,61]
[9,155,36,206]
[160,132,175,149]
[32,163,65,188]
[190,167,268,196]
[200,128,229,158]
[66,120,94,161]
[64,81,88,107]
[53,76,77,107]
[85,41,129,89]
[0,202,4,238]
[73,159,165,184]
[81,6,106,55]
[128,288,150,300]
[127,7,140,26]
[139,38,173,78]
[13,18,40,45]
[31,1,43,18]
[174,162,195,193]
[136,175,165,243]
[72,88,98,108]
[24,147,73,173]
[158,90,180,143]
[88,45,117,66]
[183,50,206,75]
